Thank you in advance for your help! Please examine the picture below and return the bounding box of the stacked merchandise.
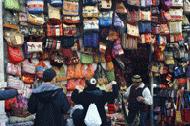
[149,0,190,126]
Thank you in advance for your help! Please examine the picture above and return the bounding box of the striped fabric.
[27,0,44,14]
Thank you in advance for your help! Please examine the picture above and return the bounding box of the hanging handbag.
[99,11,113,27]
[22,60,36,74]
[160,24,170,34]
[80,53,94,64]
[127,23,139,37]
[114,13,124,28]
[184,0,190,13]
[171,0,183,7]
[48,4,61,20]
[83,19,99,31]
[84,64,95,80]
[122,35,138,49]
[94,63,108,85]
[54,66,67,82]
[138,22,152,33]
[62,48,73,58]
[8,46,24,64]
[4,0,20,11]
[112,39,124,57]
[61,37,75,48]
[83,32,99,48]
[106,70,115,82]
[4,30,24,47]
[65,51,80,65]
[169,21,182,34]
[29,25,44,36]
[26,42,43,53]
[116,2,127,14]
[106,62,114,71]
[127,9,139,23]
[63,16,80,24]
[63,0,79,16]
[44,38,61,50]
[50,52,64,67]
[27,14,44,25]
[127,0,140,6]
[45,19,63,37]
[7,63,21,77]
[27,0,44,14]
[140,0,152,6]
[22,73,35,84]
[83,6,99,18]
[67,80,76,91]
[63,24,77,36]
[141,34,152,43]
[169,9,183,21]
[66,65,75,80]
[50,0,62,7]
[74,63,84,79]
[94,53,106,63]
[139,10,151,21]
[99,0,112,10]
[7,76,23,89]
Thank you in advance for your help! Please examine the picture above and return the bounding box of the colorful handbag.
[171,0,183,7]
[44,38,61,50]
[29,25,44,36]
[169,9,183,21]
[99,0,112,10]
[62,48,73,58]
[83,19,99,31]
[84,64,95,80]
[65,51,80,65]
[83,32,99,48]
[127,0,140,6]
[112,40,124,57]
[7,63,21,76]
[160,24,170,34]
[94,53,106,63]
[66,65,75,80]
[127,23,139,37]
[80,53,94,64]
[50,0,63,7]
[26,42,43,53]
[67,80,76,91]
[106,70,115,82]
[8,46,24,64]
[63,24,77,36]
[27,0,44,14]
[127,9,139,23]
[46,19,63,37]
[63,0,79,16]
[99,11,113,27]
[7,76,23,89]
[4,30,24,47]
[184,0,190,13]
[94,63,108,85]
[139,10,151,21]
[138,22,152,33]
[83,6,99,18]
[141,34,152,43]
[48,4,61,20]
[4,0,20,11]
[169,21,182,34]
[22,73,35,84]
[63,16,80,24]
[140,0,152,6]
[114,14,124,28]
[27,14,44,25]
[116,2,127,14]
[54,66,67,82]
[122,35,138,49]
[22,60,36,74]
[50,52,64,67]
[74,63,84,79]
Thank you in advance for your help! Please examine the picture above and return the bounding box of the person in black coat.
[28,68,70,126]
[71,78,119,126]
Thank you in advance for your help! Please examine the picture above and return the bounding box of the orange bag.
[106,62,114,71]
[67,80,76,91]
[85,64,94,80]
[74,63,84,78]
[76,79,85,89]
[66,65,75,80]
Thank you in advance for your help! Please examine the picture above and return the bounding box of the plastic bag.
[84,104,102,126]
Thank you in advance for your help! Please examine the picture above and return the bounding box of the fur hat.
[132,75,142,83]
[42,68,56,82]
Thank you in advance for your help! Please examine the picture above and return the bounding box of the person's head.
[85,78,97,87]
[42,68,56,82]
[132,75,142,87]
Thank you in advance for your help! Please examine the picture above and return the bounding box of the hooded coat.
[28,83,70,126]
[71,84,119,126]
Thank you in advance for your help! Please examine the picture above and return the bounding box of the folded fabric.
[8,115,35,124]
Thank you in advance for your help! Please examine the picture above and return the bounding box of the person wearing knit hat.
[28,68,70,126]
[124,75,152,126]
[71,78,119,126]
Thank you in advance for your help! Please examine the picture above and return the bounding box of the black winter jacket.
[71,85,119,126]
[28,83,70,126]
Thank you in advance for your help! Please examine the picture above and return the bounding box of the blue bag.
[27,0,44,14]
[99,11,113,27]
[138,22,152,33]
[83,32,99,48]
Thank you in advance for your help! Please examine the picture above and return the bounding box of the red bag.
[8,46,24,64]
[177,78,187,85]
[45,19,63,37]
[182,109,190,123]
[5,97,17,111]
[62,48,73,58]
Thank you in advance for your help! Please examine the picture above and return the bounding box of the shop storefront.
[0,0,190,126]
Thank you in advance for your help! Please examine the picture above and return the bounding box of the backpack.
[84,104,102,126]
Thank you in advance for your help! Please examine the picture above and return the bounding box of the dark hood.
[32,83,61,103]
[84,85,103,96]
